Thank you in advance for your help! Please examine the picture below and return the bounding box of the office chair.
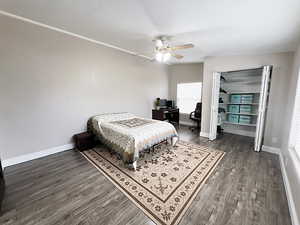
[189,102,202,131]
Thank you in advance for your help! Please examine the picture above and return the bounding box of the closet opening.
[209,66,272,152]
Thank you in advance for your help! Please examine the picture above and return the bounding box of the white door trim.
[209,72,221,140]
[255,65,272,152]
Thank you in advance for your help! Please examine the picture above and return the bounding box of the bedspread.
[88,113,178,163]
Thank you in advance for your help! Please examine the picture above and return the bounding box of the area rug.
[82,141,225,225]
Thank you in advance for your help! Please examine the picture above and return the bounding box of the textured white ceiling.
[1,0,300,63]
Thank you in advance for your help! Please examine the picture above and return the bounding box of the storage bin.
[228,114,239,123]
[241,94,253,104]
[228,105,240,113]
[239,115,251,124]
[239,105,252,114]
[230,94,241,103]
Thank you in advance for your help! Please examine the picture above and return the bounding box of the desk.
[152,108,179,124]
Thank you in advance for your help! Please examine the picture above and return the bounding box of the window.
[177,82,202,114]
[290,70,300,156]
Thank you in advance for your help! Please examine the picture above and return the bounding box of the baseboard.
[179,121,194,126]
[279,152,300,225]
[262,145,280,155]
[223,128,255,138]
[2,143,74,168]
[200,131,209,138]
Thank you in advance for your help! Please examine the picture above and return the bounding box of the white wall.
[201,53,294,148]
[168,63,203,125]
[281,44,300,225]
[0,15,169,160]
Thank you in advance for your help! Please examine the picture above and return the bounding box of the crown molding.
[0,10,152,61]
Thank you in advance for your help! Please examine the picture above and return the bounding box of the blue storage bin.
[239,115,251,124]
[228,105,240,113]
[228,114,239,123]
[230,94,241,103]
[241,94,253,104]
[240,105,252,114]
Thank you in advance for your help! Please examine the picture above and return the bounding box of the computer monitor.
[166,100,173,108]
[159,99,167,108]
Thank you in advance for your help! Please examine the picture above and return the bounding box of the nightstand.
[73,132,95,151]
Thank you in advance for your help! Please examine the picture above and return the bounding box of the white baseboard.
[279,152,300,225]
[223,128,255,138]
[200,131,209,138]
[2,143,74,168]
[260,146,298,224]
[179,121,194,126]
[262,145,280,155]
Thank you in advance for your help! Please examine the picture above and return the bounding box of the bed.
[87,112,178,169]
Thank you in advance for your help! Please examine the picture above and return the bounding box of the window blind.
[177,82,202,114]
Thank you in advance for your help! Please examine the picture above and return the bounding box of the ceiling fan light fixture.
[156,39,163,48]
[153,36,194,62]
[155,52,163,62]
[163,52,171,62]
[155,52,171,63]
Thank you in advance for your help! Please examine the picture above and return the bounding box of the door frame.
[208,66,271,147]
[254,65,272,151]
[209,72,221,140]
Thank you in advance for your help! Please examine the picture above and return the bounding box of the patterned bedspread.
[89,113,178,163]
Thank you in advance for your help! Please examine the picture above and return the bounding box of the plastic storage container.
[230,94,241,103]
[241,94,253,104]
[239,105,252,114]
[228,105,240,113]
[239,115,251,124]
[228,114,239,123]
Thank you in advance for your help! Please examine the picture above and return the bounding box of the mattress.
[88,112,178,163]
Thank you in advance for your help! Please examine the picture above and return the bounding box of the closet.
[209,66,272,152]
[218,68,263,138]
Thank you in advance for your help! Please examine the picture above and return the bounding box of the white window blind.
[291,72,300,153]
[177,82,202,114]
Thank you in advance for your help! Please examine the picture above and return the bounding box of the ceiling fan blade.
[170,44,194,50]
[172,53,184,59]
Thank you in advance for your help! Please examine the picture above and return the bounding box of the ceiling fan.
[153,36,194,63]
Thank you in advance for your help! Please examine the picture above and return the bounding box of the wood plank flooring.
[0,126,292,225]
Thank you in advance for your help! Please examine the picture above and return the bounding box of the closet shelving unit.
[219,103,259,105]
[212,66,272,151]
[223,121,257,127]
[219,91,260,127]
[225,112,258,116]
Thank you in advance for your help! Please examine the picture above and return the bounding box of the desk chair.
[189,103,202,131]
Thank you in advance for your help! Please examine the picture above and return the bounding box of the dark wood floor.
[0,126,292,225]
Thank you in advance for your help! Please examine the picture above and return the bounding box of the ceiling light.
[155,52,163,62]
[163,52,171,62]
[155,52,171,63]
[155,52,171,62]
[156,39,163,48]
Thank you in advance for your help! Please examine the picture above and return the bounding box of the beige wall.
[0,15,168,160]
[168,63,203,124]
[201,53,294,148]
[280,44,300,223]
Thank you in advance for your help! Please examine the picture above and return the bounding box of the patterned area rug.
[82,141,225,225]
